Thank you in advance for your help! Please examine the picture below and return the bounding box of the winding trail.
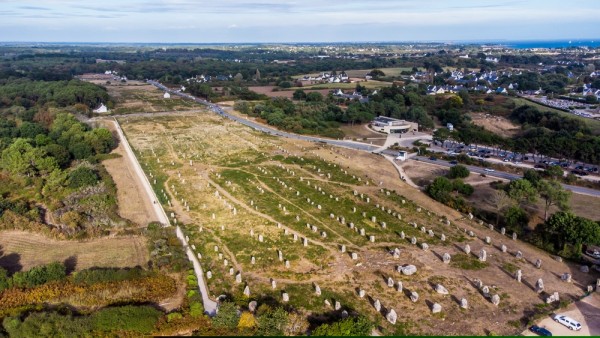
[109,118,218,316]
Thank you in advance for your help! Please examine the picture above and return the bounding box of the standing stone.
[489,224,494,231]
[371,216,376,223]
[214,245,219,252]
[535,259,542,269]
[428,230,434,237]
[223,259,228,267]
[341,245,346,253]
[501,227,506,235]
[485,236,491,244]
[512,232,517,240]
[536,279,544,293]
[396,281,403,292]
[315,284,321,296]
[360,228,366,236]
[479,249,487,262]
[411,237,417,245]
[421,226,427,233]
[303,238,308,247]
[431,303,442,313]
[258,235,264,242]
[410,291,419,302]
[358,289,366,298]
[400,231,405,239]
[581,265,590,273]
[491,294,500,306]
[435,284,449,295]
[285,260,290,268]
[251,256,256,264]
[387,277,394,287]
[554,292,560,301]
[474,279,483,289]
[229,267,234,275]
[235,273,242,283]
[468,230,474,237]
[206,271,212,279]
[374,299,381,312]
[243,285,251,297]
[460,298,468,309]
[369,235,375,243]
[516,270,522,283]
[464,244,471,255]
[421,243,429,251]
[271,279,277,289]
[482,286,490,297]
[293,234,298,241]
[335,301,341,310]
[386,309,398,325]
[282,293,289,302]
[400,265,417,275]
[249,301,258,313]
[596,279,600,292]
[440,234,446,241]
[515,251,523,259]
[351,252,358,260]
[442,253,451,264]
[501,244,507,253]
[561,273,572,282]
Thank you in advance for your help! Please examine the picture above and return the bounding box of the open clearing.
[0,231,148,273]
[248,86,331,99]
[471,112,521,137]
[118,111,598,336]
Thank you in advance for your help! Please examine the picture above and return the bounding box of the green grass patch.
[450,253,489,270]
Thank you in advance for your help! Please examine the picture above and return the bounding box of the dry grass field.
[471,112,521,137]
[0,231,148,272]
[118,111,597,336]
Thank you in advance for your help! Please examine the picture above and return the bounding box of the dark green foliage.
[311,316,373,336]
[72,267,152,285]
[256,306,288,336]
[212,302,239,330]
[504,206,529,234]
[67,166,99,189]
[91,305,161,334]
[536,212,600,257]
[426,177,453,203]
[447,164,470,179]
[0,267,9,292]
[2,312,92,338]
[11,262,66,288]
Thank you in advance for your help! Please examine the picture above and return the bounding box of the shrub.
[11,262,66,289]
[448,165,470,179]
[167,312,183,322]
[92,305,161,334]
[67,166,99,189]
[72,267,151,285]
[189,302,204,318]
[312,316,373,336]
[212,302,239,330]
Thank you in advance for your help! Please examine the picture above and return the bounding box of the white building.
[371,116,418,134]
[93,103,108,113]
[163,92,171,99]
[396,151,409,161]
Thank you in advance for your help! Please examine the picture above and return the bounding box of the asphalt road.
[148,81,600,198]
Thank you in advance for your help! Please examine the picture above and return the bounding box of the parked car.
[585,249,600,259]
[449,160,458,165]
[553,315,582,331]
[428,156,437,161]
[529,325,552,336]
[484,168,495,172]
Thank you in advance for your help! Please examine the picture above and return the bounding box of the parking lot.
[522,293,600,336]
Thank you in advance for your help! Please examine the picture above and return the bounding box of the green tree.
[67,166,99,189]
[426,176,453,203]
[539,212,600,255]
[1,138,58,176]
[292,89,307,100]
[507,179,537,205]
[504,206,529,234]
[447,165,470,179]
[544,165,564,180]
[523,169,542,187]
[212,302,239,330]
[305,92,323,102]
[537,180,571,221]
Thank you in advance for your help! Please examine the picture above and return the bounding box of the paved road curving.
[148,80,600,198]
[109,118,218,316]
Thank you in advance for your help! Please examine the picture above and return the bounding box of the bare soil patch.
[100,121,159,226]
[471,112,521,137]
[0,231,148,272]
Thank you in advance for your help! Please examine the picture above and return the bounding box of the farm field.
[0,231,148,273]
[119,112,598,335]
[87,80,206,114]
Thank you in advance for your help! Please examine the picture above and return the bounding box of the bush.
[11,262,66,289]
[67,166,99,189]
[312,316,373,336]
[92,305,161,334]
[73,267,151,285]
[212,302,239,330]
[189,302,204,318]
[448,165,470,179]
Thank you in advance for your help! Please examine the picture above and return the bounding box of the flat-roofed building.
[370,116,418,134]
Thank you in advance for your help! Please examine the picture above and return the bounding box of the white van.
[553,315,582,331]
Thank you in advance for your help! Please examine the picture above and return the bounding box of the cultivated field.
[248,86,331,99]
[0,231,148,272]
[89,80,205,115]
[471,112,521,137]
[120,112,597,335]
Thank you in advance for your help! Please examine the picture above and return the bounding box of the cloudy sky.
[1,0,599,43]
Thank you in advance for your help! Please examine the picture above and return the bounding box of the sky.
[1,0,599,43]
